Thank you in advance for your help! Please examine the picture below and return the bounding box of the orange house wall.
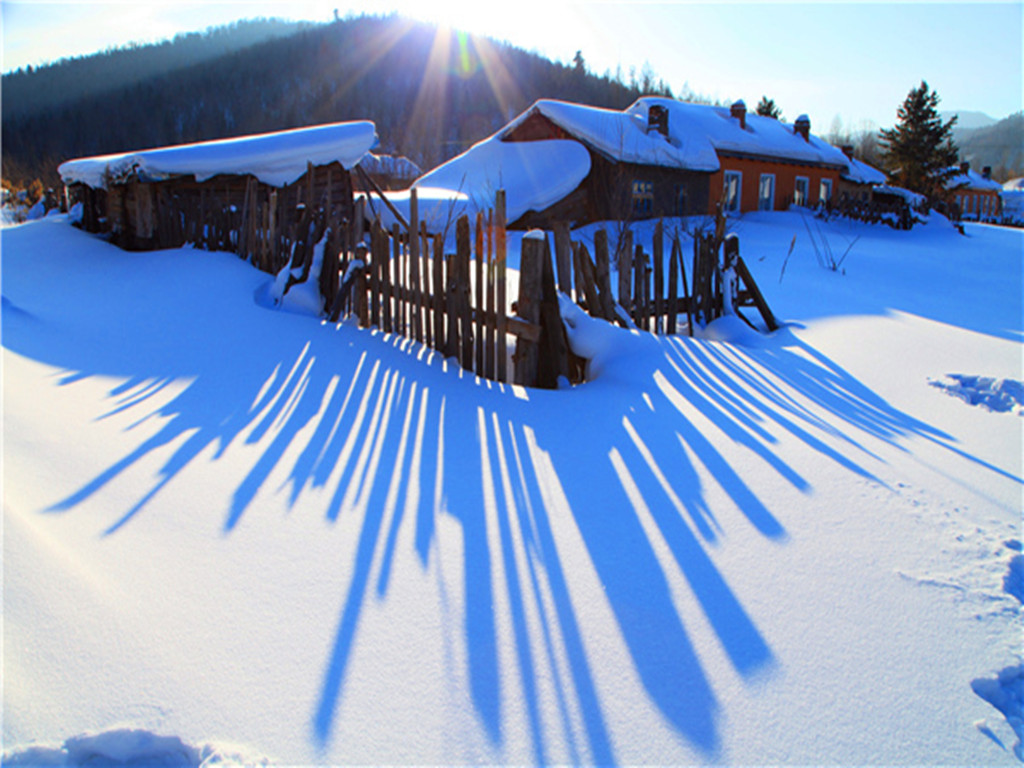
[707,156,842,214]
[953,188,1001,216]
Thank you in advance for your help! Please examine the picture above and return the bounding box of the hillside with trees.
[955,112,1024,181]
[2,14,672,192]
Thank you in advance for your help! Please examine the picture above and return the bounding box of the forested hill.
[2,14,669,190]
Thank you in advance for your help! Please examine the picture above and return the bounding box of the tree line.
[2,14,677,194]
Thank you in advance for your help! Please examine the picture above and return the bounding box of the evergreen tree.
[879,81,959,201]
[755,96,782,119]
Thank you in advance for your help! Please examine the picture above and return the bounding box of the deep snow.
[2,210,1022,765]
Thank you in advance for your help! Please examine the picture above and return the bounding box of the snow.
[3,210,1022,765]
[57,121,378,189]
[947,166,1004,192]
[412,137,591,225]
[840,154,887,185]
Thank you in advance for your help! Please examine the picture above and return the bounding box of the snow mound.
[929,374,1024,414]
[972,666,1024,760]
[1,728,269,767]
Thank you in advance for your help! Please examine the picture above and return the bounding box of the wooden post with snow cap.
[515,229,545,387]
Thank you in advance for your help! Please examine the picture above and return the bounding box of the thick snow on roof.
[412,136,591,224]
[501,99,721,172]
[1003,177,1024,191]
[497,97,859,175]
[840,155,887,185]
[628,98,851,170]
[946,167,1003,192]
[58,121,378,189]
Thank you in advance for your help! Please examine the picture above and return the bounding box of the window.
[632,180,654,217]
[794,176,810,207]
[723,170,742,213]
[673,184,688,216]
[819,178,833,205]
[758,174,775,211]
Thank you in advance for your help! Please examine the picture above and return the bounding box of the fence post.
[553,221,573,295]
[593,228,616,321]
[617,229,633,317]
[515,231,544,387]
[495,190,508,383]
[653,220,664,334]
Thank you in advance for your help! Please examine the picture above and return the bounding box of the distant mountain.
[2,18,309,121]
[1,14,667,190]
[956,112,1024,181]
[941,110,998,130]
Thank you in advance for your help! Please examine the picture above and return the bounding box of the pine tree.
[755,96,782,119]
[879,81,959,202]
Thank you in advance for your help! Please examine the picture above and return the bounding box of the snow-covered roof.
[1003,177,1024,191]
[946,166,1003,192]
[498,97,860,175]
[59,121,378,189]
[412,136,591,224]
[500,99,721,172]
[840,154,887,185]
[873,185,927,207]
[358,153,422,180]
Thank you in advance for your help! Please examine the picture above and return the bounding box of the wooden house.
[412,97,858,229]
[59,121,378,258]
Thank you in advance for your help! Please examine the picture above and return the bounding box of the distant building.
[355,153,423,191]
[947,162,1003,221]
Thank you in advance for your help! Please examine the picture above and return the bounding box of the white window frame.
[794,176,810,207]
[819,178,833,205]
[723,170,743,214]
[758,173,776,211]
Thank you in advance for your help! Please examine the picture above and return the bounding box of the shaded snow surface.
[2,212,1022,765]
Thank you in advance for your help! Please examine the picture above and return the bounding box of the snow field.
[2,211,1022,764]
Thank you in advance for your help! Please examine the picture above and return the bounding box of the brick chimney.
[841,145,855,159]
[647,104,669,137]
[960,161,970,175]
[794,114,811,142]
[730,100,747,130]
[983,166,992,179]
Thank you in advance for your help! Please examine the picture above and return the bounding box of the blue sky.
[3,1,1021,130]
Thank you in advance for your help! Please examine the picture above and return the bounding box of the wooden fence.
[319,191,777,389]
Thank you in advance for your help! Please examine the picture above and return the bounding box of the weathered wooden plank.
[474,212,485,375]
[495,190,508,383]
[538,236,570,388]
[459,217,474,370]
[422,225,432,348]
[667,234,679,335]
[433,232,445,354]
[553,221,573,296]
[617,229,633,316]
[735,254,778,331]
[515,232,544,387]
[485,210,496,381]
[633,244,646,329]
[593,228,616,320]
[653,220,664,334]
[574,242,604,321]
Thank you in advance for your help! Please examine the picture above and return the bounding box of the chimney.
[960,161,970,175]
[647,104,669,137]
[730,99,747,130]
[983,166,992,180]
[794,114,811,142]
[841,145,855,159]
